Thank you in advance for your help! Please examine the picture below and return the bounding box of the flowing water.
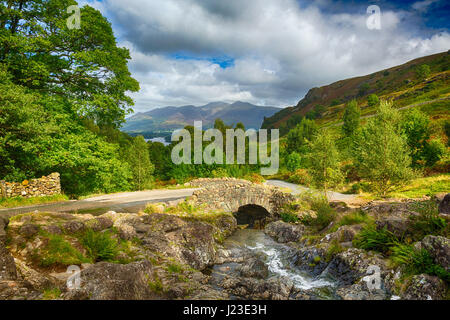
[209,229,338,299]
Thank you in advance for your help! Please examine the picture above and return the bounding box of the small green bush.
[409,200,448,239]
[299,192,336,230]
[280,212,299,223]
[353,225,398,253]
[391,244,450,282]
[80,229,119,262]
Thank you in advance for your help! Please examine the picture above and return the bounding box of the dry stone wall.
[0,173,61,199]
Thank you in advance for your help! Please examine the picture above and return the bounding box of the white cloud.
[412,0,439,12]
[82,0,450,111]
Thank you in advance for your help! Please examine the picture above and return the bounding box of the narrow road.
[0,180,358,218]
[0,188,197,218]
[265,180,358,202]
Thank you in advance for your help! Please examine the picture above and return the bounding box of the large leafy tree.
[400,109,444,167]
[342,100,361,137]
[124,136,154,191]
[353,101,414,196]
[286,118,318,154]
[0,65,133,195]
[0,0,139,127]
[308,129,343,195]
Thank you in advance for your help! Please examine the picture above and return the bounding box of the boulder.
[336,282,388,300]
[0,216,9,243]
[320,225,362,244]
[138,214,218,270]
[19,223,39,238]
[323,248,388,286]
[294,246,328,276]
[264,221,305,243]
[63,260,158,300]
[438,193,450,215]
[375,217,415,238]
[239,257,269,279]
[220,276,293,300]
[417,235,449,271]
[0,280,41,300]
[87,217,114,232]
[42,225,62,235]
[62,221,86,234]
[401,274,447,300]
[0,242,17,281]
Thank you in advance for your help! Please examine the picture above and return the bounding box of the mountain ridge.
[122,101,281,133]
[262,51,450,134]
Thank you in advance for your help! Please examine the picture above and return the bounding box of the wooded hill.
[262,51,450,135]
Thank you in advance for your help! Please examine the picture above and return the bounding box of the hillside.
[262,51,450,134]
[122,101,281,134]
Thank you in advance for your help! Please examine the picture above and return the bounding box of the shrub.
[280,212,299,223]
[367,94,379,107]
[391,244,450,282]
[80,229,119,262]
[300,194,336,230]
[243,173,265,184]
[409,200,448,239]
[353,225,398,253]
[415,64,431,80]
[348,182,371,194]
[288,169,312,186]
[286,152,303,172]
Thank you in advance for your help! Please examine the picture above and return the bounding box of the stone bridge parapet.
[189,178,295,219]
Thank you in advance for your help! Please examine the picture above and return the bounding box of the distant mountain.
[262,51,450,134]
[122,101,281,133]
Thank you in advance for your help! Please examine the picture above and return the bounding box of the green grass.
[329,210,373,233]
[37,232,91,267]
[390,174,450,198]
[42,288,62,300]
[0,194,68,209]
[80,229,119,262]
[166,262,184,274]
[148,273,164,293]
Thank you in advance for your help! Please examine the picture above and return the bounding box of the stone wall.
[0,173,61,199]
[189,178,296,220]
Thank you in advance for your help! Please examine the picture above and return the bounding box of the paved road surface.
[0,188,197,217]
[265,180,357,201]
[0,180,358,218]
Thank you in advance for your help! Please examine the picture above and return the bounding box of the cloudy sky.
[80,0,450,112]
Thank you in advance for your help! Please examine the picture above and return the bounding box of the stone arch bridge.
[189,178,296,227]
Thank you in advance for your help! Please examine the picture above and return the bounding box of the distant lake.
[146,137,170,146]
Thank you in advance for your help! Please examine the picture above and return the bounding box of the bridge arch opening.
[233,204,271,229]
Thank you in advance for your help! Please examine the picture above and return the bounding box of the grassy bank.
[0,194,69,209]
